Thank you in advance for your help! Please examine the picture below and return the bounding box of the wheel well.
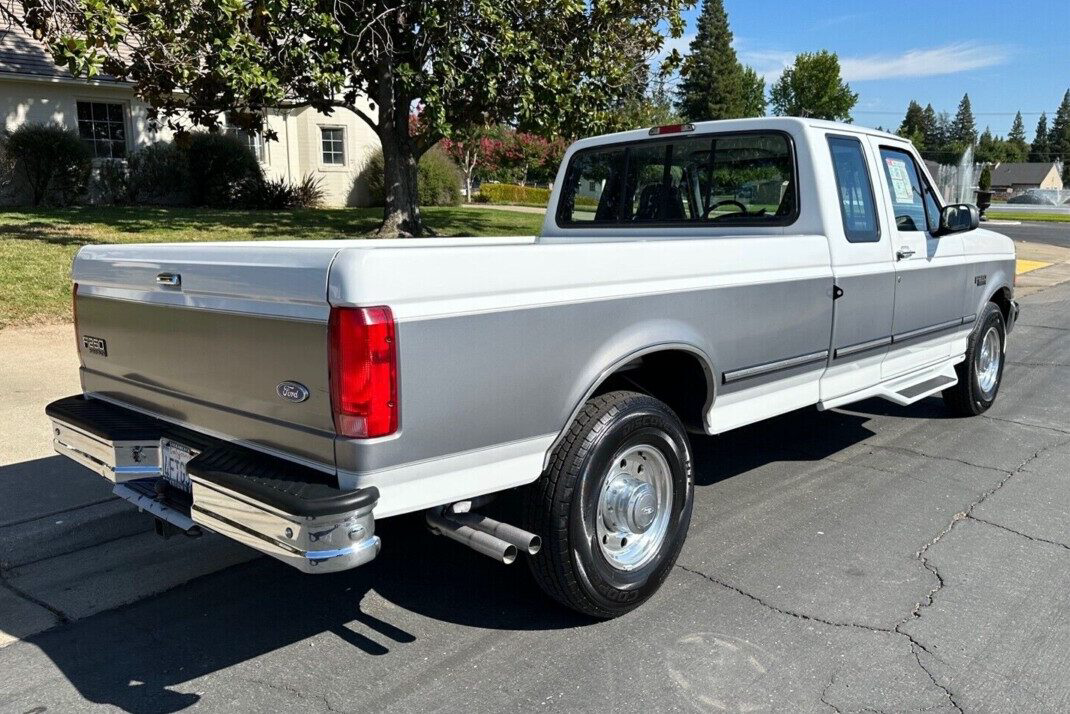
[592,349,712,433]
[990,287,1013,324]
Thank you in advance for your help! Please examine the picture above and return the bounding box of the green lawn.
[986,211,1070,223]
[0,206,544,328]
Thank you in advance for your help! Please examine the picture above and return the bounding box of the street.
[1,258,1069,712]
[997,221,1070,249]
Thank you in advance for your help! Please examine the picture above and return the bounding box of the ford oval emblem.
[276,381,310,403]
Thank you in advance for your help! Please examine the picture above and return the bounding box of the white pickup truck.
[47,118,1018,618]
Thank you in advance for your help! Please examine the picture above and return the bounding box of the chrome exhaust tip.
[426,510,518,564]
[451,512,542,556]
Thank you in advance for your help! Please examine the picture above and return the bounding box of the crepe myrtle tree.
[11,0,686,236]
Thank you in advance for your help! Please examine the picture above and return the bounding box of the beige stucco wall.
[1,76,172,148]
[0,76,381,206]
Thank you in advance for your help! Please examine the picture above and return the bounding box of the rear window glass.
[556,132,797,227]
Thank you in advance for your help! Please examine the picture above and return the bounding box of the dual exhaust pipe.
[426,510,541,564]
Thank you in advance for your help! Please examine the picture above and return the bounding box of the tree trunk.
[373,53,426,237]
[377,125,423,237]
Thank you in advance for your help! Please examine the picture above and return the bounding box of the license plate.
[160,439,199,493]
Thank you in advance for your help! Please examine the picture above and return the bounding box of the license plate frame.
[160,439,199,493]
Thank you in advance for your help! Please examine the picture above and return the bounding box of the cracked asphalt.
[1,282,1069,713]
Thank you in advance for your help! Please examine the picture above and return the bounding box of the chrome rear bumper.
[46,395,380,574]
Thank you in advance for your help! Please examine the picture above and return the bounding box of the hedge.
[476,183,551,206]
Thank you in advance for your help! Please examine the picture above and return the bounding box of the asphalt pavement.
[2,268,1070,712]
[993,221,1070,249]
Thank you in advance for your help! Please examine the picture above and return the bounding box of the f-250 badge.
[82,335,107,357]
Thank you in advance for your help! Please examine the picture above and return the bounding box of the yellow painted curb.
[1016,259,1051,275]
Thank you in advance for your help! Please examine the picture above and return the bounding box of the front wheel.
[524,390,694,618]
[943,302,1006,416]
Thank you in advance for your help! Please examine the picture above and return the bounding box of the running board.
[820,359,959,410]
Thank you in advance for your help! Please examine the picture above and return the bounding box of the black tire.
[524,390,694,619]
[943,302,1006,416]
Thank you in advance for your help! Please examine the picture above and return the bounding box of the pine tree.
[676,0,766,121]
[951,93,978,147]
[1006,111,1029,162]
[1050,89,1070,173]
[898,100,927,147]
[921,104,940,154]
[1030,113,1051,163]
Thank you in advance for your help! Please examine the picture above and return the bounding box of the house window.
[321,127,345,165]
[76,101,126,158]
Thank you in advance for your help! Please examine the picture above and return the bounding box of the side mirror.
[937,203,979,236]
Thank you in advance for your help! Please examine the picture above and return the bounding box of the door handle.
[896,247,915,260]
[156,272,181,286]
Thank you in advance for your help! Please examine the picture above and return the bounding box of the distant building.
[0,19,380,206]
[988,162,1064,198]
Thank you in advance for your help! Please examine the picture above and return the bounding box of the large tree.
[1050,89,1070,183]
[898,100,927,149]
[676,0,765,122]
[950,93,978,147]
[1029,113,1051,163]
[1005,111,1029,162]
[12,0,685,236]
[769,51,856,122]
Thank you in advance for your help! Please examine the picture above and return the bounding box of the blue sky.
[662,1,1069,140]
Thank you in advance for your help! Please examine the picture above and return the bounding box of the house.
[0,20,380,206]
[988,162,1064,198]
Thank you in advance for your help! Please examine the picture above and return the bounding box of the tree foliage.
[14,0,686,235]
[1030,113,1051,163]
[769,51,856,122]
[1051,90,1070,177]
[676,0,765,122]
[950,93,977,147]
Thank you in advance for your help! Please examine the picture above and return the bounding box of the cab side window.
[827,136,879,243]
[878,147,940,233]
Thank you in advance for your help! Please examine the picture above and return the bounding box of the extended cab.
[47,118,1018,618]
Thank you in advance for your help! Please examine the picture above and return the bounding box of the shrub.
[90,159,131,205]
[475,183,551,207]
[978,166,992,192]
[184,132,263,208]
[362,146,462,207]
[0,132,15,200]
[127,142,189,205]
[418,147,462,206]
[6,123,92,206]
[252,174,325,209]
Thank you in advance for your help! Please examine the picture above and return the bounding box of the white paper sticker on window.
[885,158,915,204]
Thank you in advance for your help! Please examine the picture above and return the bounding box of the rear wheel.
[524,390,694,618]
[943,302,1006,416]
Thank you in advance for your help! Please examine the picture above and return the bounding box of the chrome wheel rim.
[596,444,673,571]
[975,326,1002,399]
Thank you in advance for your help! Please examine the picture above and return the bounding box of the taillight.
[648,123,695,136]
[328,306,398,438]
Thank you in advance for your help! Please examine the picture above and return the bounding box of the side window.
[557,148,626,223]
[827,137,879,243]
[879,147,935,233]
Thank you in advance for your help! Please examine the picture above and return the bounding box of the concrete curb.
[0,498,152,570]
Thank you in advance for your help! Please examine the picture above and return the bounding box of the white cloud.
[738,41,1009,84]
[838,42,1009,81]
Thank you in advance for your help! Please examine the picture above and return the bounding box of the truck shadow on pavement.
[11,404,891,713]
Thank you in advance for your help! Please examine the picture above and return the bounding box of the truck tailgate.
[72,242,343,469]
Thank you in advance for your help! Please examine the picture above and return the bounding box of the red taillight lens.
[328,306,398,438]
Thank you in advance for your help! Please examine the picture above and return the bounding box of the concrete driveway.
[2,272,1070,711]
